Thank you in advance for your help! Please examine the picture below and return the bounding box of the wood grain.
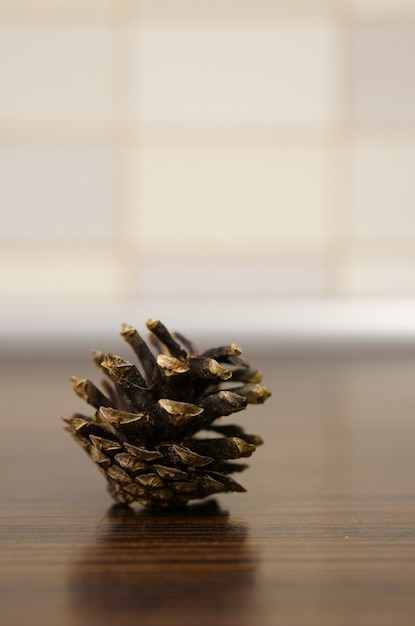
[1,351,415,625]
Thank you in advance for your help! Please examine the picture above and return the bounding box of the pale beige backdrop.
[1,0,415,341]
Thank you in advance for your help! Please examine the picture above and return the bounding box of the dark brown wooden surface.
[1,348,415,625]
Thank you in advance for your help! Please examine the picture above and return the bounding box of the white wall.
[2,0,415,340]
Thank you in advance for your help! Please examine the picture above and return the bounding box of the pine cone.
[63,318,271,509]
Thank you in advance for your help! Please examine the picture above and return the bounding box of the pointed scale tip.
[98,405,146,426]
[146,318,159,330]
[70,376,89,402]
[92,349,104,367]
[233,437,256,457]
[158,398,203,425]
[230,343,242,355]
[170,443,213,467]
[238,383,272,404]
[120,322,135,336]
[208,359,232,380]
[157,354,189,376]
[70,375,82,387]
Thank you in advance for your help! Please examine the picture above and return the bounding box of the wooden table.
[1,348,415,625]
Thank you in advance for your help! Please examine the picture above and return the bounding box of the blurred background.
[2,0,415,352]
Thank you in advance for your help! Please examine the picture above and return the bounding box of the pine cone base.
[63,319,270,509]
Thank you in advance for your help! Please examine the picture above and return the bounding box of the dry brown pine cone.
[63,319,271,509]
